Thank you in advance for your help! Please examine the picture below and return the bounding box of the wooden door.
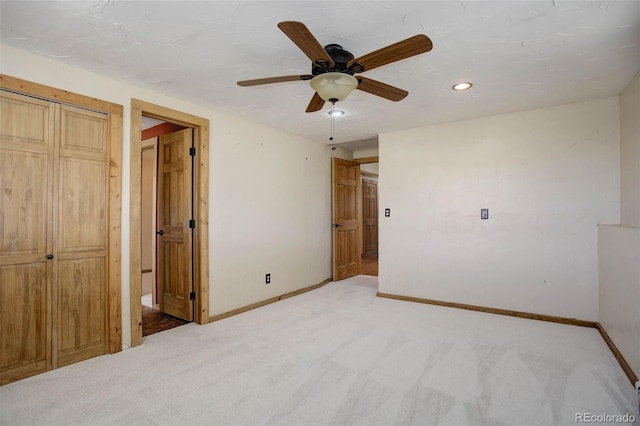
[0,92,54,383]
[363,179,378,255]
[0,92,110,382]
[332,158,361,281]
[53,104,109,368]
[156,129,193,321]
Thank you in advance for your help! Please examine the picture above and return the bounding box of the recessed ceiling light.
[328,109,345,117]
[452,82,473,91]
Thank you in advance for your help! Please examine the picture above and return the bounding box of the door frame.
[0,74,123,354]
[140,140,158,308]
[362,177,379,255]
[353,156,379,165]
[129,99,210,347]
[330,155,379,280]
[332,157,362,280]
[353,156,379,265]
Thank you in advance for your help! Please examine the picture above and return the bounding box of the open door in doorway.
[362,179,378,255]
[156,128,194,321]
[332,157,361,281]
[130,99,209,348]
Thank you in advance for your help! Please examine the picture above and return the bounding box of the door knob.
[156,230,164,236]
[332,223,343,228]
[46,254,54,260]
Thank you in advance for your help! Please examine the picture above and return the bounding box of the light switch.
[481,209,489,219]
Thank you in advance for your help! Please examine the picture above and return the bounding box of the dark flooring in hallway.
[142,306,189,337]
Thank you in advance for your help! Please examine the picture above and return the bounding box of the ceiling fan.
[237,21,433,113]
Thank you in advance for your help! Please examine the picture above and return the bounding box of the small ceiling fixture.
[452,82,473,91]
[328,109,345,117]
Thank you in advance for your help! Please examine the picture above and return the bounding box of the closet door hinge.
[189,219,196,229]
[189,147,196,157]
[189,291,196,301]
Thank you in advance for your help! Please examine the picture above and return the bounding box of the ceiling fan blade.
[356,76,408,101]
[278,21,335,67]
[348,34,432,72]
[306,92,325,113]
[237,75,313,87]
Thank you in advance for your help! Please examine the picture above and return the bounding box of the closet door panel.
[57,158,106,252]
[59,105,107,159]
[0,92,51,152]
[55,257,106,367]
[0,263,49,384]
[53,105,108,368]
[0,151,49,257]
[0,91,53,385]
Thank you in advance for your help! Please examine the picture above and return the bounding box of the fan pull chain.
[329,102,335,141]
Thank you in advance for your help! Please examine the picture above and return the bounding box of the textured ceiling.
[1,1,639,146]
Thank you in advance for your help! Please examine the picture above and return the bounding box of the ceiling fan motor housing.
[313,44,363,75]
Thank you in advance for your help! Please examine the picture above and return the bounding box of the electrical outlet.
[265,273,271,284]
[385,208,390,217]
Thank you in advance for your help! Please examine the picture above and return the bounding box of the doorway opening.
[139,121,193,336]
[129,99,210,347]
[359,159,378,277]
[331,155,379,281]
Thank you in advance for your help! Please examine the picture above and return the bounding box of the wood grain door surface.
[332,157,361,281]
[156,129,193,321]
[362,179,378,255]
[54,104,109,368]
[0,91,53,383]
[0,91,109,384]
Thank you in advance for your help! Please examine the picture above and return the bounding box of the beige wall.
[599,70,640,378]
[598,225,640,376]
[330,146,354,161]
[620,71,640,227]
[379,98,620,321]
[360,163,379,176]
[0,44,334,347]
[210,117,332,314]
[353,147,379,159]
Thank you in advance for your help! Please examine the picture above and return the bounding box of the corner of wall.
[597,70,640,381]
[620,70,640,227]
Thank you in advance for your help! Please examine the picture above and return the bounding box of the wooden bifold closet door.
[0,90,109,384]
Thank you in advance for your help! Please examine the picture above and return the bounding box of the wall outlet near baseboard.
[266,273,271,284]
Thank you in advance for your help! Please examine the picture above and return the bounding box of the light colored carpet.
[1,275,638,425]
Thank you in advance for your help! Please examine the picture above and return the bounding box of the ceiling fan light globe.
[310,72,358,102]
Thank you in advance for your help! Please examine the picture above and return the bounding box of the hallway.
[361,253,378,276]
